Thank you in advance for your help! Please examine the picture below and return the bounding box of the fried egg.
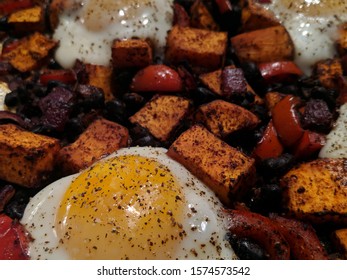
[319,103,347,158]
[53,0,174,68]
[21,147,236,260]
[262,0,347,74]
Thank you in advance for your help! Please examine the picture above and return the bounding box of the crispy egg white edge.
[21,147,236,260]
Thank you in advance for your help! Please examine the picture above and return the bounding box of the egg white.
[319,103,347,158]
[21,147,236,260]
[0,82,12,112]
[262,0,347,75]
[53,0,174,68]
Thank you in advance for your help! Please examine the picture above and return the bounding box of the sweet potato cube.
[333,229,347,258]
[264,91,285,113]
[129,95,191,142]
[58,118,129,175]
[199,66,263,104]
[314,58,343,90]
[2,32,57,72]
[281,158,347,224]
[112,39,153,69]
[0,124,60,188]
[167,125,256,205]
[190,0,219,31]
[166,25,227,70]
[230,25,294,63]
[8,5,45,34]
[195,99,260,138]
[241,0,279,31]
[85,64,114,101]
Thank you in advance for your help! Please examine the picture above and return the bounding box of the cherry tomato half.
[130,64,183,92]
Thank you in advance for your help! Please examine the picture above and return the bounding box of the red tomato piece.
[215,0,233,14]
[130,64,183,92]
[270,214,328,260]
[0,0,34,16]
[272,95,304,147]
[0,214,30,260]
[258,61,303,84]
[40,69,77,85]
[293,130,326,159]
[253,120,283,160]
[226,209,290,260]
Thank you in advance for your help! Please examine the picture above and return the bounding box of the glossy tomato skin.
[253,120,283,160]
[272,95,304,147]
[258,61,303,84]
[293,130,326,159]
[0,214,30,260]
[130,65,183,92]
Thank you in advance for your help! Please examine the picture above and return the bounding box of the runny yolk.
[56,155,186,260]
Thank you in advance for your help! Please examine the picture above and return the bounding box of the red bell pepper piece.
[215,0,233,14]
[270,214,328,260]
[293,130,326,159]
[272,95,304,147]
[173,3,190,27]
[253,120,283,160]
[258,61,303,84]
[0,214,30,260]
[40,69,77,86]
[226,209,290,260]
[130,64,183,92]
[0,0,34,16]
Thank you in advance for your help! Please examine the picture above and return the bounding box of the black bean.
[65,117,85,142]
[104,99,127,124]
[248,184,283,214]
[77,84,105,111]
[0,16,9,32]
[258,153,295,178]
[4,90,18,107]
[227,234,268,260]
[240,62,267,96]
[132,134,161,147]
[191,87,217,105]
[122,92,145,114]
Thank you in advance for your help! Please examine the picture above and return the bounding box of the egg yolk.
[56,155,186,260]
[280,0,346,16]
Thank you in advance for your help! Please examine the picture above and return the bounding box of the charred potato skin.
[58,118,129,175]
[0,124,61,188]
[167,125,256,205]
[281,159,347,224]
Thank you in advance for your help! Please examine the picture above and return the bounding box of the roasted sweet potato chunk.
[112,39,153,69]
[333,229,347,259]
[166,25,228,70]
[129,95,191,142]
[230,25,294,63]
[195,99,260,138]
[314,58,343,90]
[199,66,263,104]
[167,125,256,205]
[0,124,60,188]
[281,158,347,224]
[8,5,45,34]
[58,118,129,175]
[2,32,57,72]
[85,64,114,101]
